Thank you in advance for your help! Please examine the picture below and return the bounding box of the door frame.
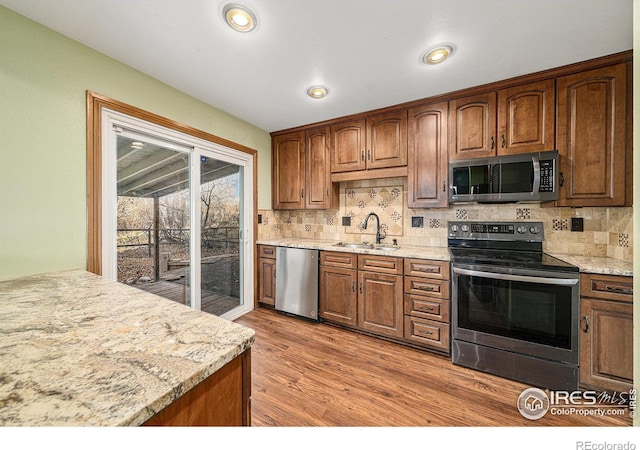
[86,91,258,314]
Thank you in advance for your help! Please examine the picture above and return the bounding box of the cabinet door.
[366,110,408,169]
[408,102,448,208]
[556,64,627,207]
[357,271,403,338]
[258,257,276,306]
[330,119,366,173]
[449,92,497,160]
[580,298,633,392]
[272,131,305,209]
[305,126,332,209]
[497,79,555,155]
[319,266,357,326]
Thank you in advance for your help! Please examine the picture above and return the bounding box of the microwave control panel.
[539,159,554,192]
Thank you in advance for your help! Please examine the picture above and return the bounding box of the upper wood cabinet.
[449,80,555,160]
[272,131,305,209]
[497,79,555,155]
[272,128,337,210]
[408,101,449,208]
[449,92,496,160]
[556,63,628,207]
[331,110,407,173]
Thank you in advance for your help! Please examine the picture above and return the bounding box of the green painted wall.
[0,6,272,280]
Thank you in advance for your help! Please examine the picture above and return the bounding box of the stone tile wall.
[258,177,633,262]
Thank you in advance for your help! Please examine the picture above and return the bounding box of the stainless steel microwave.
[449,150,559,203]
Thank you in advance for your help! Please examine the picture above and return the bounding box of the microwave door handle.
[532,157,541,194]
[453,267,579,286]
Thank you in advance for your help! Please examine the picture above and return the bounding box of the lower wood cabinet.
[358,270,403,338]
[579,273,633,392]
[319,251,451,354]
[144,349,251,426]
[257,245,276,306]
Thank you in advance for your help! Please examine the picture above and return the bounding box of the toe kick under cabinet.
[319,251,451,355]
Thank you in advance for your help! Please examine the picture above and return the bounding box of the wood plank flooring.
[234,307,632,427]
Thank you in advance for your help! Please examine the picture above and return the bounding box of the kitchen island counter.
[0,269,254,426]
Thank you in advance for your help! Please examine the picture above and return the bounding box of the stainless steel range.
[448,221,580,391]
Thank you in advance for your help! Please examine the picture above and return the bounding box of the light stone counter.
[257,238,633,276]
[256,237,451,261]
[0,269,255,426]
[549,253,633,277]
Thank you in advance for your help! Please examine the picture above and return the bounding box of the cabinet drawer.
[404,316,450,353]
[320,251,358,269]
[404,294,450,322]
[580,274,633,303]
[404,258,450,280]
[258,245,277,259]
[404,276,449,299]
[358,254,403,275]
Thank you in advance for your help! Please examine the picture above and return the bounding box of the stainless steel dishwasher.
[275,247,319,321]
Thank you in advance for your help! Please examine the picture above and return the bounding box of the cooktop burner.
[447,221,579,273]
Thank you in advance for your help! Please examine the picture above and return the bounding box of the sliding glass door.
[102,110,253,320]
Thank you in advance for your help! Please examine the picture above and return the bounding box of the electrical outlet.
[341,216,351,227]
[411,217,424,228]
[571,217,584,232]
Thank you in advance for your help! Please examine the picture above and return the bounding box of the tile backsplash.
[258,177,633,262]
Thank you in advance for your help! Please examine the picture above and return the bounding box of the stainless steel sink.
[333,242,374,249]
[333,242,400,252]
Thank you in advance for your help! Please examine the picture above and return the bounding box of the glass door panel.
[115,133,192,307]
[199,155,243,316]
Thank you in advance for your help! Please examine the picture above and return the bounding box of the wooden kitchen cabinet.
[579,273,633,392]
[402,258,451,354]
[144,349,251,426]
[556,63,629,207]
[408,101,449,208]
[320,251,403,339]
[272,128,337,210]
[319,251,358,326]
[331,110,408,174]
[449,80,555,160]
[258,245,276,306]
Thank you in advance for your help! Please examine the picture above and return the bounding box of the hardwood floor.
[235,307,632,427]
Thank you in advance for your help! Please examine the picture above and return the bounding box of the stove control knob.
[516,226,528,234]
[529,225,541,234]
[450,224,459,232]
[461,224,470,232]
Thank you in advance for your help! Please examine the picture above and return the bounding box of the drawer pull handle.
[418,306,434,312]
[418,329,434,336]
[604,286,633,295]
[582,315,589,333]
[417,267,437,273]
[417,285,435,291]
[359,282,363,294]
[352,281,355,293]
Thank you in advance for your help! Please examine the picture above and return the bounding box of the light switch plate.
[342,216,351,226]
[411,217,424,228]
[571,217,584,232]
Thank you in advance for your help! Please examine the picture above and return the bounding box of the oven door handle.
[453,267,579,286]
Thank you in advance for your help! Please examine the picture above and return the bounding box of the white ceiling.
[1,0,633,133]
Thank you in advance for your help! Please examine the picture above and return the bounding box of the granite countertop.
[257,238,632,276]
[257,237,451,261]
[0,269,255,426]
[549,253,633,277]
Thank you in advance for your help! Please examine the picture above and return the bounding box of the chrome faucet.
[363,212,386,244]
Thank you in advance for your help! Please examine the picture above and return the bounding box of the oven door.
[451,263,579,364]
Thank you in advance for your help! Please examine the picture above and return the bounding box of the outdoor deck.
[135,279,241,316]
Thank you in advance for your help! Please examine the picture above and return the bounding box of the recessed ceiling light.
[223,3,257,32]
[307,86,328,99]
[422,44,454,65]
